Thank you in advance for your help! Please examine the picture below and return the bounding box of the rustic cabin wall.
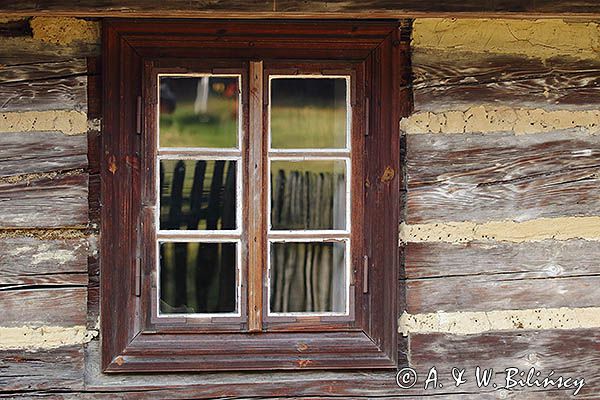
[0,15,599,398]
[400,18,600,397]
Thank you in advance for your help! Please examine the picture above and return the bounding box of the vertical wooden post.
[247,61,264,332]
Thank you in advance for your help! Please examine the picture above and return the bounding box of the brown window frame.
[101,19,405,373]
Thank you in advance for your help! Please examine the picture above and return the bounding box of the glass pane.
[270,77,347,149]
[160,159,237,230]
[270,160,346,230]
[159,75,239,148]
[159,241,237,314]
[269,241,346,314]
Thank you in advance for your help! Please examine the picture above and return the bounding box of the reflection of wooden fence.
[271,171,346,313]
[159,160,236,313]
[159,161,346,314]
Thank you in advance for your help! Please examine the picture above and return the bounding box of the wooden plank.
[1,0,600,16]
[410,329,600,396]
[405,240,600,279]
[0,345,84,393]
[406,131,600,223]
[0,132,87,177]
[0,38,99,65]
[407,275,600,314]
[0,288,86,328]
[0,173,88,228]
[405,240,600,313]
[413,51,600,112]
[0,237,89,287]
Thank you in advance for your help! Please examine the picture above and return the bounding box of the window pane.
[269,241,346,314]
[160,159,237,230]
[270,160,347,230]
[270,77,347,149]
[159,241,237,314]
[159,76,239,148]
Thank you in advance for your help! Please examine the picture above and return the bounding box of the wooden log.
[410,329,600,396]
[413,51,600,112]
[0,288,86,327]
[1,0,600,16]
[0,38,99,64]
[0,131,87,177]
[407,276,600,314]
[406,131,600,223]
[405,240,600,313]
[0,173,88,228]
[0,59,87,112]
[0,237,89,287]
[405,240,600,280]
[0,345,84,393]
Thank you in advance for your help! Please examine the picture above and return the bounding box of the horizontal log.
[407,275,600,314]
[1,0,600,16]
[405,240,600,280]
[406,131,600,223]
[0,131,87,177]
[0,173,88,228]
[0,59,88,112]
[413,50,600,112]
[0,37,98,65]
[0,237,90,287]
[0,345,84,393]
[410,329,600,396]
[0,288,86,328]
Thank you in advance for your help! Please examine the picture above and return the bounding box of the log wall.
[0,15,598,398]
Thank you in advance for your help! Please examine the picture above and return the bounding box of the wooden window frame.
[101,19,404,373]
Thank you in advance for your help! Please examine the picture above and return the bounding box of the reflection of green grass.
[270,106,346,148]
[160,98,238,148]
[159,98,347,149]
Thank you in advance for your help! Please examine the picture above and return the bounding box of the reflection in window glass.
[160,159,237,230]
[270,160,346,230]
[270,77,347,149]
[269,241,346,314]
[159,76,239,148]
[159,241,237,314]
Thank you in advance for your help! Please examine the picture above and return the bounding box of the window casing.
[102,19,406,372]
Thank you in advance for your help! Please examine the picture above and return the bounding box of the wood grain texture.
[1,0,600,16]
[413,51,600,112]
[0,38,99,65]
[0,288,86,327]
[0,345,84,393]
[0,131,87,177]
[406,130,600,224]
[0,173,88,228]
[0,237,90,287]
[410,329,600,396]
[405,240,600,313]
[0,59,87,112]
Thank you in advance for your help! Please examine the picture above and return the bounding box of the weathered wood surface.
[0,237,89,287]
[0,38,99,65]
[410,329,600,397]
[405,240,600,313]
[0,173,88,228]
[1,0,600,16]
[0,345,84,393]
[0,132,87,177]
[405,240,600,280]
[0,60,87,112]
[406,131,600,224]
[413,51,600,112]
[0,288,86,327]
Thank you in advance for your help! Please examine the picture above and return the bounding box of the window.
[102,19,405,372]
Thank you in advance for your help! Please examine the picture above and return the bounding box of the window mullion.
[247,60,265,332]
